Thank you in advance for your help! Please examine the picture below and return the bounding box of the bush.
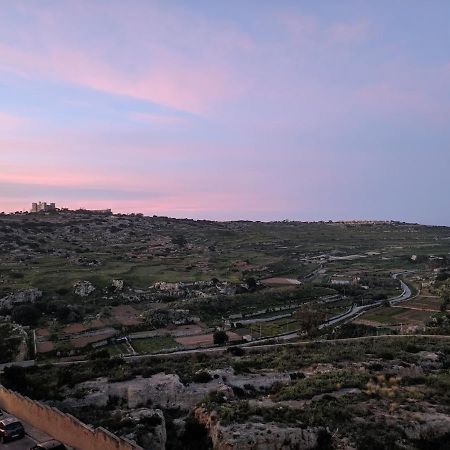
[192,370,213,383]
[213,330,229,346]
[331,323,378,339]
[89,349,110,360]
[180,416,212,450]
[11,304,41,326]
[276,369,369,400]
[227,346,244,356]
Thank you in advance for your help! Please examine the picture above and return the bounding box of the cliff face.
[0,288,42,310]
[62,373,234,411]
[61,368,291,411]
[126,408,166,450]
[194,407,327,450]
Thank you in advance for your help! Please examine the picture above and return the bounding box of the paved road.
[0,272,416,370]
[0,411,52,450]
[126,333,450,358]
[390,275,412,304]
[320,272,413,328]
[2,435,36,450]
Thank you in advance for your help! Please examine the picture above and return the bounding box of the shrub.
[180,416,212,450]
[192,370,213,383]
[213,330,229,346]
[11,304,41,326]
[227,346,244,356]
[89,349,110,360]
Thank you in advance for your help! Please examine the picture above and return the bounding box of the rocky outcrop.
[417,351,443,370]
[126,408,166,450]
[143,308,198,328]
[61,374,234,411]
[61,368,291,412]
[73,280,95,297]
[194,407,328,450]
[210,368,291,393]
[59,368,291,411]
[402,411,450,442]
[0,288,42,310]
[112,279,124,291]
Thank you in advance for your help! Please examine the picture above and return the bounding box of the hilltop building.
[30,201,56,213]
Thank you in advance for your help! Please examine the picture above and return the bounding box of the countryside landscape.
[0,208,449,449]
[1,1,450,449]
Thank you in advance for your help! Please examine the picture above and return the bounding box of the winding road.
[320,272,413,328]
[0,273,416,371]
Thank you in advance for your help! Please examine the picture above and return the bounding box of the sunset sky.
[1,1,449,224]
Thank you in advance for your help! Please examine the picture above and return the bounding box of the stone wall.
[0,386,142,450]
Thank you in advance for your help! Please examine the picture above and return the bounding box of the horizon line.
[1,207,449,228]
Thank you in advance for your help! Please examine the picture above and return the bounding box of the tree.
[382,298,391,308]
[2,365,28,392]
[11,304,41,326]
[213,330,229,346]
[172,234,187,247]
[439,287,450,312]
[180,415,212,450]
[245,277,257,291]
[294,305,325,336]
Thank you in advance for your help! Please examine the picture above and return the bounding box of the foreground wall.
[0,386,142,450]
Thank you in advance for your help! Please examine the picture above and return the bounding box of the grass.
[394,308,434,323]
[247,318,302,337]
[403,295,443,311]
[104,342,130,356]
[362,305,434,325]
[362,307,405,324]
[131,336,180,353]
[275,369,369,400]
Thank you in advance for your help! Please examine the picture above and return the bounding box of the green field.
[361,307,404,324]
[131,336,179,353]
[2,214,450,299]
[104,342,130,356]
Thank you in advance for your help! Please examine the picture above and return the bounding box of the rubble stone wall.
[0,386,142,450]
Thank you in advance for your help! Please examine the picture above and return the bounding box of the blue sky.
[0,1,449,224]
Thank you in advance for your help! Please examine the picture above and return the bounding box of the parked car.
[0,416,25,442]
[31,439,67,450]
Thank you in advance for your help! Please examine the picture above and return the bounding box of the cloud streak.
[0,1,449,224]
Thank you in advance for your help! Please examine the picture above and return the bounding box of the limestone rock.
[403,411,450,441]
[127,408,166,450]
[112,279,124,291]
[0,288,42,311]
[62,373,234,411]
[73,280,96,297]
[195,406,329,450]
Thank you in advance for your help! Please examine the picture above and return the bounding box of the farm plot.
[131,336,179,353]
[393,308,434,324]
[175,331,241,346]
[358,305,434,327]
[400,295,443,312]
[360,307,407,325]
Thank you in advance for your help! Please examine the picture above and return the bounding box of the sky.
[0,1,449,224]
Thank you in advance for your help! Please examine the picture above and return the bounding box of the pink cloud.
[0,112,26,131]
[278,12,370,47]
[0,162,288,219]
[130,112,185,125]
[0,1,254,114]
[0,43,235,114]
[5,189,288,219]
